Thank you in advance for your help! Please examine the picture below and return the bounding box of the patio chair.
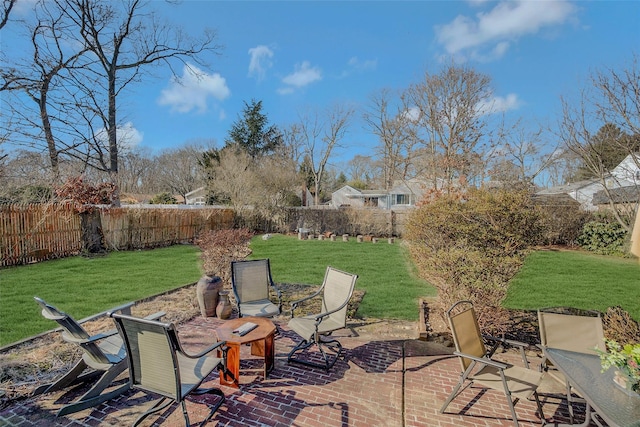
[537,307,605,423]
[110,312,228,427]
[32,297,163,416]
[439,301,546,427]
[231,258,282,318]
[287,266,357,370]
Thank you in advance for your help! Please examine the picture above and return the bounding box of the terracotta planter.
[196,275,223,317]
[216,290,233,319]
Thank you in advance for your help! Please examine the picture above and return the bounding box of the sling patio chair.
[110,312,229,427]
[439,300,546,427]
[32,297,164,417]
[231,258,282,318]
[537,307,605,423]
[287,266,357,370]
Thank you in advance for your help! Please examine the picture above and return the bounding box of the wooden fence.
[1,204,235,267]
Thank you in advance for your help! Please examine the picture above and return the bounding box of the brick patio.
[0,316,600,426]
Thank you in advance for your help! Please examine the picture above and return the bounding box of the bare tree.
[207,147,256,214]
[492,118,559,186]
[2,0,222,204]
[0,0,16,30]
[363,88,419,190]
[61,0,221,204]
[296,104,354,205]
[558,53,640,231]
[1,1,91,181]
[407,63,494,190]
[154,144,207,202]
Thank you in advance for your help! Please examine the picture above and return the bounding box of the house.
[185,187,207,205]
[536,154,640,211]
[592,185,640,214]
[330,178,430,210]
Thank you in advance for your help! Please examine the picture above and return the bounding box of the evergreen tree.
[225,99,283,158]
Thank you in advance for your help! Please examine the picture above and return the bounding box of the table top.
[214,316,276,346]
[544,347,640,427]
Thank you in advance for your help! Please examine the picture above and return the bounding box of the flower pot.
[216,290,233,319]
[613,369,639,395]
[196,275,223,318]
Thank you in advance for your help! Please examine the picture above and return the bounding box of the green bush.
[578,220,628,255]
[150,192,178,204]
[406,188,544,333]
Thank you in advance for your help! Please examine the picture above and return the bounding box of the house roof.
[536,179,599,196]
[592,185,640,205]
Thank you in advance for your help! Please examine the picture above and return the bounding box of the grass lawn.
[249,234,436,320]
[504,250,640,320]
[0,245,202,347]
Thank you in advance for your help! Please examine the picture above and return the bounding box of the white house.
[185,187,207,205]
[331,178,430,209]
[536,154,640,211]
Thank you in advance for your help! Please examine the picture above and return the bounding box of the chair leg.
[133,397,173,427]
[56,360,129,417]
[32,359,98,396]
[191,387,225,426]
[287,336,342,370]
[439,362,476,414]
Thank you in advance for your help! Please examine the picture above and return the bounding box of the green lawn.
[3,236,638,348]
[0,245,202,347]
[249,234,436,320]
[504,250,640,319]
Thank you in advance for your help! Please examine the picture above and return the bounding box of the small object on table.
[232,322,258,336]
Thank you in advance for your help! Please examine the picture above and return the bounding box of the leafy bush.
[406,188,544,333]
[149,192,178,204]
[195,228,253,287]
[577,220,628,255]
[536,201,592,246]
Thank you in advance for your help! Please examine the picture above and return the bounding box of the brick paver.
[0,316,601,426]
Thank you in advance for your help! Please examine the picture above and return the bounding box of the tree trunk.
[80,211,106,254]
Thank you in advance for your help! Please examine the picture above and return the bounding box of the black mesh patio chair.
[110,312,228,427]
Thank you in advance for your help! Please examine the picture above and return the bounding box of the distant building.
[331,178,433,210]
[536,154,640,211]
[185,187,207,205]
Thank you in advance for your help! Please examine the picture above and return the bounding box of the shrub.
[149,192,178,204]
[536,201,592,246]
[406,188,544,334]
[195,228,253,288]
[577,220,628,255]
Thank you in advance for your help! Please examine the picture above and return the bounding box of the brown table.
[214,316,276,388]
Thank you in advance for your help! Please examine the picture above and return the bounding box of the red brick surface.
[0,316,600,426]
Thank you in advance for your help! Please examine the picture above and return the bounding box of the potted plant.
[598,339,640,394]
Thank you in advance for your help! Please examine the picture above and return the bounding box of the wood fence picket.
[1,204,234,267]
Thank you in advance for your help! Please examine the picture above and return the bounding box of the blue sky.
[5,0,640,171]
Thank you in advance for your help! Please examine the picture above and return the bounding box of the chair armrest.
[483,334,532,367]
[270,281,283,302]
[78,301,135,324]
[181,340,227,359]
[143,311,166,320]
[290,287,324,316]
[62,329,119,344]
[454,351,508,370]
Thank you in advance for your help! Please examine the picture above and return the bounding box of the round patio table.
[214,316,276,388]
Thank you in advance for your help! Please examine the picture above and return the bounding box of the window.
[364,197,378,207]
[395,194,410,205]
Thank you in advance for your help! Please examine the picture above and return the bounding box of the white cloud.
[248,45,274,81]
[348,56,377,72]
[158,63,230,113]
[435,0,577,59]
[95,122,143,151]
[281,61,322,89]
[476,93,521,115]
